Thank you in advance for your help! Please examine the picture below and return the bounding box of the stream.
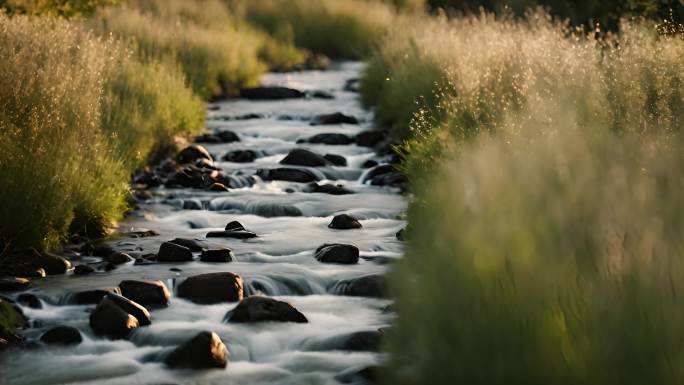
[0,62,406,385]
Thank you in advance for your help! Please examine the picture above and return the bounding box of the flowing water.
[0,62,406,385]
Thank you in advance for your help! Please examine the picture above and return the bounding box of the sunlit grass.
[0,12,204,249]
[235,0,398,59]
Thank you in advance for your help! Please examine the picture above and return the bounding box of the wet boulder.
[165,331,229,369]
[222,149,258,163]
[343,330,382,351]
[92,244,116,257]
[338,274,388,298]
[16,293,41,309]
[158,242,194,262]
[0,277,30,292]
[310,112,358,125]
[361,159,378,169]
[206,221,257,239]
[280,149,327,167]
[306,89,334,99]
[225,296,307,323]
[40,325,82,345]
[177,272,244,304]
[89,297,140,339]
[167,168,206,188]
[324,154,347,166]
[103,252,133,265]
[315,244,359,264]
[31,252,71,275]
[329,214,362,230]
[240,86,303,100]
[305,133,354,145]
[169,238,205,252]
[256,168,320,183]
[208,183,230,192]
[67,287,121,305]
[307,183,354,195]
[355,130,387,147]
[200,249,234,263]
[73,265,95,275]
[196,130,240,144]
[104,293,151,326]
[363,164,407,187]
[119,280,171,308]
[177,144,213,164]
[396,228,405,241]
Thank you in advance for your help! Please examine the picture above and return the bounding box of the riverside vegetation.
[1,0,684,383]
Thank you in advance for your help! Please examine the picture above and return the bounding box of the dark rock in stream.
[362,159,378,169]
[310,112,358,125]
[40,325,82,345]
[67,287,121,305]
[92,244,116,257]
[74,265,95,275]
[157,242,194,262]
[225,296,307,323]
[177,272,243,304]
[177,144,213,164]
[315,244,359,264]
[280,149,327,167]
[396,228,405,241]
[336,274,388,298]
[103,252,133,265]
[329,214,362,230]
[306,90,335,99]
[355,130,387,147]
[240,86,303,100]
[169,238,205,252]
[0,277,31,292]
[256,168,320,183]
[307,183,354,195]
[196,130,240,144]
[89,297,140,339]
[200,249,234,263]
[343,330,382,352]
[303,133,354,145]
[222,149,258,163]
[119,280,171,308]
[206,221,257,239]
[324,154,347,166]
[16,293,41,308]
[165,331,229,369]
[208,183,230,192]
[104,293,151,326]
[363,164,407,187]
[30,252,71,275]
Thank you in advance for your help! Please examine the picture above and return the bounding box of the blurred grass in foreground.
[362,11,684,385]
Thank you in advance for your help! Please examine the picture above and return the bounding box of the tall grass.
[235,0,398,59]
[91,0,269,98]
[370,12,684,385]
[0,12,204,250]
